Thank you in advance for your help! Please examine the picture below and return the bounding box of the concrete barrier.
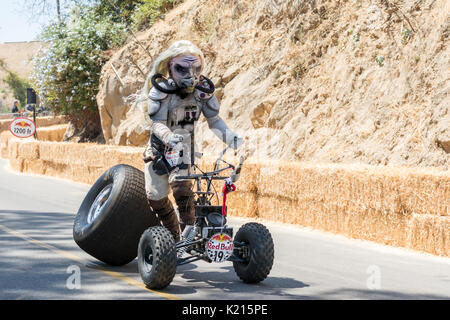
[2,137,449,257]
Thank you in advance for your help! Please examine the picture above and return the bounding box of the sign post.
[9,88,38,139]
[27,88,38,139]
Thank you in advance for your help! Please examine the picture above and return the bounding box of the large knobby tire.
[138,226,177,289]
[233,223,274,284]
[73,164,160,266]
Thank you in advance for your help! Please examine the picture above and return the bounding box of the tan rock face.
[97,0,449,169]
[97,46,153,146]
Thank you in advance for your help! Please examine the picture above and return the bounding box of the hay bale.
[0,116,67,136]
[407,215,450,256]
[17,141,40,160]
[227,191,258,218]
[4,137,450,257]
[35,116,67,128]
[22,159,45,175]
[37,124,68,142]
[0,119,11,134]
[0,131,12,158]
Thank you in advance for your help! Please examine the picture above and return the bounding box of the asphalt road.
[0,158,449,300]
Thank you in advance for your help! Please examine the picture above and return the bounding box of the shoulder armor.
[149,85,169,101]
[201,94,220,118]
[148,99,162,117]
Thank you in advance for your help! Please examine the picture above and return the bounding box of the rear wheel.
[232,223,274,283]
[138,226,177,289]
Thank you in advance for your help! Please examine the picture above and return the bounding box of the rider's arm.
[201,94,243,150]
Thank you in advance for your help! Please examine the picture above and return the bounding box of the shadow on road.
[172,264,311,299]
[309,288,450,300]
[0,210,75,242]
[84,259,311,299]
[2,210,448,300]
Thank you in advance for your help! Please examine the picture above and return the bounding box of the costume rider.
[141,40,243,242]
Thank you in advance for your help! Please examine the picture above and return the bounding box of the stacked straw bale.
[0,124,68,158]
[37,124,68,142]
[2,137,449,257]
[0,116,67,135]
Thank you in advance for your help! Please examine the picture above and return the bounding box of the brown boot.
[147,197,181,242]
[171,181,196,232]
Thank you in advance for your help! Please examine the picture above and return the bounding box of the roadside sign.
[9,117,36,139]
[27,88,37,104]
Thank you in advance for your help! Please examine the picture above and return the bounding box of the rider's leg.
[147,197,181,242]
[170,180,195,232]
[145,162,181,242]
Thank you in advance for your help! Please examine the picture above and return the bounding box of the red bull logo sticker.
[9,118,36,138]
[206,233,234,263]
[165,150,180,167]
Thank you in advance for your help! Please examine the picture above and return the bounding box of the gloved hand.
[168,134,184,148]
[230,155,245,183]
[230,135,244,150]
[143,144,154,163]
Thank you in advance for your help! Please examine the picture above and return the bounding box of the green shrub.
[30,4,126,117]
[131,0,182,31]
[3,71,30,107]
[0,58,30,107]
[93,0,143,25]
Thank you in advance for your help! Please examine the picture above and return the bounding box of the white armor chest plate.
[167,94,202,132]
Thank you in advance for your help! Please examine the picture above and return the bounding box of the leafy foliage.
[0,58,31,108]
[4,71,31,108]
[91,0,144,25]
[28,0,183,137]
[30,4,126,117]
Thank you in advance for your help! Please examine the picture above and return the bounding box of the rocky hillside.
[97,0,449,169]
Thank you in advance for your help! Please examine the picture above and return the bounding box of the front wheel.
[232,223,274,284]
[138,226,177,289]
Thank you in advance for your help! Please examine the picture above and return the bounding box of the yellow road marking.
[0,224,182,300]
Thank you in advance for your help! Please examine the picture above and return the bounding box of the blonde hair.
[134,40,205,114]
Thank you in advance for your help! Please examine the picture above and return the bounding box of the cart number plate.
[206,233,234,263]
[165,150,180,167]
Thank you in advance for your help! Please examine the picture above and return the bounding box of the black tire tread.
[74,165,159,266]
[138,226,177,289]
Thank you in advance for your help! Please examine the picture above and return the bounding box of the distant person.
[11,100,19,113]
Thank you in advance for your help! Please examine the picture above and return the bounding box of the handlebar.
[175,175,231,181]
[175,137,247,182]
